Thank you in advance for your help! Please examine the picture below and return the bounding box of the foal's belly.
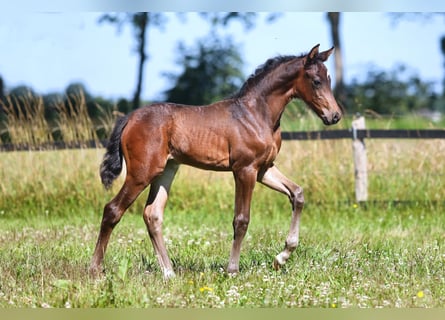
[169,129,231,171]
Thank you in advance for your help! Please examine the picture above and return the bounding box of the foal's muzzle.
[321,111,342,125]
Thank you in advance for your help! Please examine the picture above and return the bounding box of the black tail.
[100,115,129,189]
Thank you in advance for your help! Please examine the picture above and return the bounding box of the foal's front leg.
[227,167,257,273]
[260,165,304,270]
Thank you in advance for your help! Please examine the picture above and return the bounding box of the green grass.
[1,203,444,308]
[0,141,444,308]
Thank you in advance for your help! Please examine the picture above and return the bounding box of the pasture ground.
[0,140,444,307]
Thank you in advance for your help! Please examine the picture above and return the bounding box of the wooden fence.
[2,116,445,202]
[285,116,445,202]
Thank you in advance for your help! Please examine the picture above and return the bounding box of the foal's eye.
[312,79,321,87]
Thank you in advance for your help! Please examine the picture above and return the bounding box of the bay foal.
[90,44,342,278]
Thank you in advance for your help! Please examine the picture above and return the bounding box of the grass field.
[0,139,444,308]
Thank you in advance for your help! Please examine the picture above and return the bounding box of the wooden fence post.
[352,115,368,202]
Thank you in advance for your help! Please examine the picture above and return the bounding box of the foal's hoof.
[273,254,286,271]
[226,266,239,275]
[162,269,176,280]
[273,259,280,271]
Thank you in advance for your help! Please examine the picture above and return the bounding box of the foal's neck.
[235,57,304,131]
[238,91,289,133]
[261,58,304,129]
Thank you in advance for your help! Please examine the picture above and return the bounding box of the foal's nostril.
[332,112,341,124]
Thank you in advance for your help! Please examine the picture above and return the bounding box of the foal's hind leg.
[227,167,257,274]
[260,165,304,270]
[143,160,179,279]
[89,177,149,277]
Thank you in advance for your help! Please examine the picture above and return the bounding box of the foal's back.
[122,99,279,173]
[123,100,242,171]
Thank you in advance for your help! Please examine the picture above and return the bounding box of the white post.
[352,116,368,202]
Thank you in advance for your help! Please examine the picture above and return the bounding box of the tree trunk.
[132,13,148,110]
[441,36,445,96]
[327,12,346,105]
[0,76,4,99]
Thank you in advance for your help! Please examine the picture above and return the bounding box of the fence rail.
[1,128,445,152]
[281,129,445,140]
[0,140,106,152]
[2,117,444,202]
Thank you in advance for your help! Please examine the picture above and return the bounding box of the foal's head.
[295,44,342,125]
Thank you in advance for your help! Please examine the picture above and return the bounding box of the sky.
[0,12,445,102]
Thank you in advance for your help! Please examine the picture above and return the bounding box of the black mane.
[234,54,303,98]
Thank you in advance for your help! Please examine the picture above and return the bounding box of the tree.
[0,76,4,99]
[0,76,4,118]
[344,64,436,114]
[65,83,92,101]
[441,36,445,96]
[99,12,281,109]
[8,85,40,115]
[42,92,63,121]
[200,12,281,31]
[162,13,282,105]
[326,12,346,106]
[98,13,167,110]
[163,36,244,105]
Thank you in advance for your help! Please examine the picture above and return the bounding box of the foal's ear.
[318,46,335,62]
[304,44,320,67]
[308,44,320,60]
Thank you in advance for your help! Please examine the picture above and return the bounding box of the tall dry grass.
[1,89,115,149]
[54,89,98,144]
[1,138,444,223]
[0,89,53,147]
